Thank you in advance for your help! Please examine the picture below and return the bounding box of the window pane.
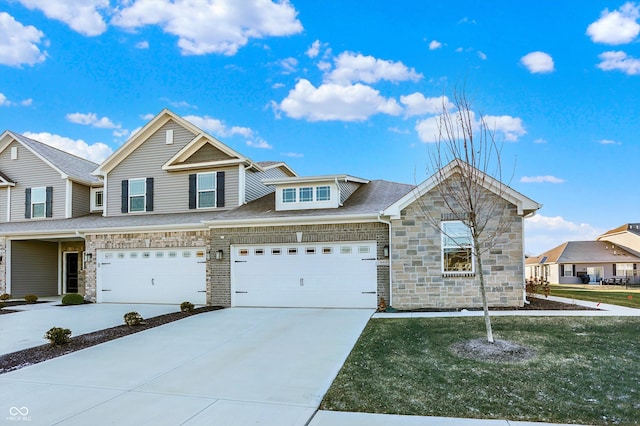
[443,248,473,272]
[95,191,103,207]
[130,195,145,212]
[299,187,313,202]
[316,186,330,201]
[32,203,45,218]
[283,188,296,203]
[198,191,215,208]
[129,179,145,196]
[198,173,215,190]
[442,221,472,247]
[31,187,46,203]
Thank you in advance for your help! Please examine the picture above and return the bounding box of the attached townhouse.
[0,110,541,310]
[526,223,640,285]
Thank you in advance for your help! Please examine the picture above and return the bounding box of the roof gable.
[162,132,255,172]
[0,169,15,187]
[383,159,542,218]
[0,130,99,185]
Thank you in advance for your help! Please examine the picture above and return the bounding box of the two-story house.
[0,110,541,309]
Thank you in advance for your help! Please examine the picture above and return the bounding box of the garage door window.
[341,246,352,254]
[288,248,298,255]
[272,248,282,255]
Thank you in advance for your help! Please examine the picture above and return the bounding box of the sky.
[1,0,638,256]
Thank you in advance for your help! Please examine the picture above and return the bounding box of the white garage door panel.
[232,242,377,308]
[97,248,206,304]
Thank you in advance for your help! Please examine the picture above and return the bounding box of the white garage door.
[97,248,207,304]
[231,242,378,308]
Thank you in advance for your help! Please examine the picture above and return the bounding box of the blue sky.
[1,0,638,255]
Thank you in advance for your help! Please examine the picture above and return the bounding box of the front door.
[65,253,79,293]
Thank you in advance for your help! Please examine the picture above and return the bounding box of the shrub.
[0,302,5,309]
[180,301,195,312]
[123,311,144,326]
[24,294,38,303]
[44,327,72,345]
[62,293,85,305]
[0,293,10,301]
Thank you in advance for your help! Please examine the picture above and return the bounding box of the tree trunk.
[475,245,494,343]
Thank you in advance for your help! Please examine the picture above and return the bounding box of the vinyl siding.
[245,167,290,202]
[72,182,91,217]
[182,144,232,164]
[338,181,362,204]
[0,141,66,221]
[11,240,58,297]
[0,187,6,222]
[107,120,239,215]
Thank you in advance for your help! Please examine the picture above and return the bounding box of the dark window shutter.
[572,265,576,277]
[216,171,225,208]
[189,174,196,209]
[613,264,617,276]
[45,186,53,217]
[121,180,129,213]
[146,178,154,212]
[25,188,31,219]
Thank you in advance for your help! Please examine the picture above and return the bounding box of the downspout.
[378,214,393,308]
[522,211,536,305]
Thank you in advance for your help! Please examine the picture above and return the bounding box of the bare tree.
[424,88,515,343]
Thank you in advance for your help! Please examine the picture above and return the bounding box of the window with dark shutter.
[121,180,129,213]
[146,178,154,212]
[189,174,197,209]
[25,188,31,219]
[45,186,53,217]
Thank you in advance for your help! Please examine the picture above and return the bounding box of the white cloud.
[477,51,487,60]
[597,50,640,75]
[161,98,198,109]
[483,115,526,141]
[17,0,108,36]
[520,51,555,73]
[23,131,113,163]
[520,175,566,184]
[112,0,303,56]
[400,93,453,117]
[272,82,285,89]
[600,138,622,145]
[524,214,603,256]
[388,127,410,135]
[586,2,640,45]
[416,111,526,143]
[184,114,260,142]
[533,138,547,144]
[0,93,34,107]
[326,52,422,85]
[135,40,149,49]
[281,152,303,158]
[277,79,402,122]
[140,113,155,120]
[0,12,47,67]
[0,93,8,106]
[428,40,442,50]
[279,57,298,74]
[21,98,33,106]
[306,40,321,58]
[66,112,120,129]
[246,138,272,149]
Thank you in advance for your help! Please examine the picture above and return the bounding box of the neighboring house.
[0,110,541,309]
[526,224,640,285]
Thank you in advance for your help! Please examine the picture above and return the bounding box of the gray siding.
[72,182,91,217]
[339,181,361,204]
[0,141,66,222]
[183,144,232,164]
[107,120,239,215]
[11,240,58,297]
[245,167,289,202]
[0,187,6,222]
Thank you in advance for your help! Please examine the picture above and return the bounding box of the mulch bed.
[395,296,600,313]
[0,306,223,374]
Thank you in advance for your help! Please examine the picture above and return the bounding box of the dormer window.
[316,186,330,201]
[282,188,296,203]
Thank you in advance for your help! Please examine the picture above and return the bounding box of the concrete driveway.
[0,307,373,425]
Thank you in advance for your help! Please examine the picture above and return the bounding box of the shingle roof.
[600,223,640,238]
[10,132,100,184]
[537,240,640,264]
[0,180,415,235]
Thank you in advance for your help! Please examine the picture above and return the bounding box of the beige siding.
[183,144,233,164]
[11,240,58,297]
[0,141,66,222]
[72,182,91,217]
[107,121,240,215]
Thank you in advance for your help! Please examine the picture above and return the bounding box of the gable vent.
[166,129,174,145]
[10,146,18,160]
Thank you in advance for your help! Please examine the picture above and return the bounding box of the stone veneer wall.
[84,230,211,303]
[391,187,525,310]
[209,222,389,307]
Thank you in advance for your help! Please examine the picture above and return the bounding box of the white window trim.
[91,187,104,211]
[196,171,217,209]
[129,178,146,213]
[441,220,475,276]
[276,184,336,210]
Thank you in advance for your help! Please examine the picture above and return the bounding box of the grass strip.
[322,316,640,425]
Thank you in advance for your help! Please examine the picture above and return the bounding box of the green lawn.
[322,317,640,425]
[549,284,640,308]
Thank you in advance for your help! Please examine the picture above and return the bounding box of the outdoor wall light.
[383,245,389,257]
[215,249,224,260]
[83,252,93,263]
